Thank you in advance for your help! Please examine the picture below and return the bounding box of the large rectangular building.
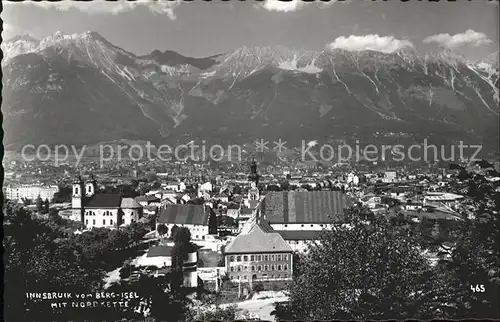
[260,190,353,230]
[156,204,217,240]
[224,219,293,282]
[4,184,59,201]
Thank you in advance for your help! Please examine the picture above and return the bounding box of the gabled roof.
[225,220,292,254]
[121,197,142,209]
[261,191,352,224]
[157,204,211,226]
[135,195,160,203]
[147,246,174,257]
[85,194,122,208]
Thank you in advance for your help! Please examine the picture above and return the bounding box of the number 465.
[470,284,485,292]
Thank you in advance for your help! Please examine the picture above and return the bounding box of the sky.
[2,0,499,61]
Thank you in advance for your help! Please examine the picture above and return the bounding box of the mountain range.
[1,31,499,155]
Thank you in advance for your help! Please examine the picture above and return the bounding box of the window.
[230,256,235,262]
[86,219,88,225]
[250,255,254,261]
[284,264,288,270]
[264,255,268,261]
[263,274,267,279]
[93,219,96,225]
[257,265,262,271]
[88,186,91,193]
[110,219,113,225]
[237,256,241,262]
[271,275,275,279]
[230,276,234,280]
[237,266,241,272]
[283,254,288,260]
[243,275,247,280]
[284,274,288,278]
[243,255,248,261]
[251,266,255,271]
[264,265,269,271]
[277,274,281,279]
[237,275,240,279]
[277,255,281,261]
[257,255,262,261]
[75,187,79,195]
[271,265,275,271]
[103,219,106,225]
[277,265,282,271]
[230,267,234,272]
[271,255,275,261]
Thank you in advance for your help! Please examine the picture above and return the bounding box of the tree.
[4,208,102,321]
[171,227,197,293]
[186,303,242,322]
[208,209,218,234]
[171,224,180,240]
[35,195,43,212]
[43,198,50,214]
[217,215,236,228]
[432,172,500,318]
[157,223,168,236]
[173,227,191,245]
[275,207,443,320]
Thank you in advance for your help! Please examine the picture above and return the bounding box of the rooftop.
[85,194,122,208]
[261,191,353,224]
[225,220,292,254]
[147,246,174,258]
[157,204,211,226]
[121,197,142,209]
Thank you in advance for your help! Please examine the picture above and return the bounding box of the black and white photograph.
[1,0,499,321]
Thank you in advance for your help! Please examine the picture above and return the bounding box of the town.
[4,153,500,320]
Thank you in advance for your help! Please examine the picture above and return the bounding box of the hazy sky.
[2,0,498,60]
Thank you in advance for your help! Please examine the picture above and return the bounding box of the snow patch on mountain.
[278,55,323,74]
[1,35,39,63]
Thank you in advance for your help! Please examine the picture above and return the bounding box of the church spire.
[248,159,260,186]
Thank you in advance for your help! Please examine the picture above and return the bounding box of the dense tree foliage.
[157,223,168,236]
[278,208,441,320]
[274,168,500,320]
[4,207,103,321]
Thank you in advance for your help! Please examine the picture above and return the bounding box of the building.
[120,198,143,226]
[135,195,161,207]
[156,204,217,240]
[260,190,352,231]
[276,230,322,253]
[71,175,143,229]
[257,190,352,252]
[4,184,59,201]
[135,245,198,287]
[224,218,293,282]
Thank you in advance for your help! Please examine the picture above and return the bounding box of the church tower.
[248,160,260,186]
[72,175,85,224]
[85,175,98,197]
[248,160,260,201]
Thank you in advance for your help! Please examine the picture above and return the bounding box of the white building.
[71,176,143,229]
[4,184,59,201]
[156,204,217,240]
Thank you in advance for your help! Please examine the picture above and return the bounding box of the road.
[221,295,289,321]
